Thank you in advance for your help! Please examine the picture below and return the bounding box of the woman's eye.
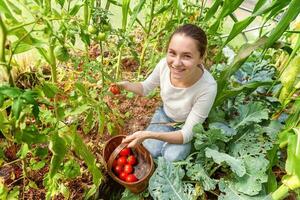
[183,55,191,59]
[168,51,175,56]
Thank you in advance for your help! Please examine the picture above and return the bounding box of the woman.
[118,24,217,161]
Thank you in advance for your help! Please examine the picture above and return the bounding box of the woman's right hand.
[116,81,129,90]
[122,131,151,148]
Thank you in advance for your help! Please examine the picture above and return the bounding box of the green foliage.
[205,148,246,177]
[149,157,195,200]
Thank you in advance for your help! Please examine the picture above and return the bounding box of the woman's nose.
[173,57,182,66]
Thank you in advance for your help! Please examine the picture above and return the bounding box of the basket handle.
[107,142,128,171]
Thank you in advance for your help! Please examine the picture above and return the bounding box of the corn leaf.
[122,0,131,31]
[128,0,146,29]
[216,36,268,99]
[264,0,300,49]
[209,0,244,33]
[204,0,222,22]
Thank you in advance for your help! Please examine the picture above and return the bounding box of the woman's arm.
[117,81,144,96]
[122,130,184,148]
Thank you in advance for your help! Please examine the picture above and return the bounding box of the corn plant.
[272,98,300,200]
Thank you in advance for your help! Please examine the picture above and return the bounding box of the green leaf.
[233,155,269,195]
[16,125,47,145]
[219,179,272,200]
[128,0,146,29]
[264,0,300,49]
[6,0,22,15]
[215,37,269,105]
[232,102,269,129]
[12,97,22,119]
[205,148,246,177]
[229,124,274,158]
[214,81,273,107]
[209,122,237,136]
[55,0,65,7]
[75,82,87,94]
[67,104,90,116]
[6,186,19,200]
[69,4,82,16]
[42,82,59,98]
[70,129,102,187]
[30,159,46,170]
[63,160,81,179]
[0,94,4,107]
[204,0,222,21]
[209,0,244,33]
[186,162,217,191]
[122,0,131,31]
[17,143,29,159]
[121,189,140,200]
[0,86,21,98]
[154,0,173,16]
[194,125,230,151]
[286,128,300,178]
[49,132,67,178]
[149,157,193,200]
[263,120,282,141]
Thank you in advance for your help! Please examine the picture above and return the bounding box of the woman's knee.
[162,143,191,162]
[142,139,164,158]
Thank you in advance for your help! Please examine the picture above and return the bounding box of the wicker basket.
[103,135,155,194]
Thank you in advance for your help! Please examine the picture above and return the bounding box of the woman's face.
[166,34,203,81]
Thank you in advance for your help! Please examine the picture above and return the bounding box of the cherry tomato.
[119,172,128,181]
[112,159,118,168]
[126,174,138,182]
[114,165,123,175]
[97,32,106,41]
[127,155,137,165]
[88,25,97,34]
[117,156,127,166]
[119,148,131,156]
[123,164,133,174]
[109,84,120,95]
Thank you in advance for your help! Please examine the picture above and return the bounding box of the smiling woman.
[117,24,217,162]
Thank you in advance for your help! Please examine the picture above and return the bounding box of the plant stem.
[0,15,14,86]
[272,184,289,200]
[116,45,123,80]
[49,39,57,83]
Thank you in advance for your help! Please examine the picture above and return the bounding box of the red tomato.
[117,156,127,166]
[114,165,123,175]
[123,164,133,174]
[126,174,138,182]
[119,172,128,181]
[112,159,118,168]
[119,148,131,156]
[109,84,120,95]
[127,155,137,165]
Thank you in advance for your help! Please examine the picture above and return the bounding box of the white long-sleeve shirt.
[141,58,217,144]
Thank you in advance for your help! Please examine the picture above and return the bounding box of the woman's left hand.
[122,131,150,148]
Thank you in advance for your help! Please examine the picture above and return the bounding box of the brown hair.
[167,24,207,58]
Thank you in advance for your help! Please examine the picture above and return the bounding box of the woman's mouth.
[171,66,185,73]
